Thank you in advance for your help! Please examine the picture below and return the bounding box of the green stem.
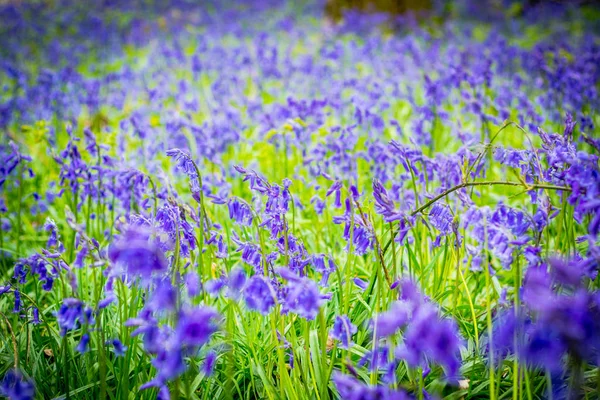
[0,312,18,369]
[483,217,496,400]
[15,163,24,258]
[513,254,521,400]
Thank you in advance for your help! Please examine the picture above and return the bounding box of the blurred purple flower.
[331,315,357,349]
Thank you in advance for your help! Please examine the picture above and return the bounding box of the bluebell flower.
[128,317,164,355]
[428,204,453,235]
[0,370,35,400]
[233,236,263,272]
[76,333,90,354]
[13,290,21,314]
[201,351,217,376]
[228,198,253,226]
[110,339,127,357]
[548,256,584,287]
[158,385,171,400]
[374,300,412,338]
[285,277,323,320]
[155,204,197,257]
[166,148,201,194]
[141,347,186,391]
[56,298,89,336]
[184,272,201,297]
[176,307,219,347]
[207,232,228,259]
[73,243,88,269]
[243,275,277,315]
[148,280,177,313]
[108,226,167,281]
[310,195,325,215]
[330,315,357,349]
[227,267,247,299]
[332,372,410,400]
[397,303,462,377]
[372,179,403,221]
[312,254,336,285]
[353,277,368,290]
[44,218,65,253]
[326,181,343,208]
[358,346,391,372]
[31,307,40,325]
[205,278,227,296]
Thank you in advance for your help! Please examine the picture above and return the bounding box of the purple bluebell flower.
[397,302,462,377]
[428,204,453,235]
[201,351,217,376]
[184,272,201,297]
[330,315,357,349]
[98,294,116,310]
[332,372,410,400]
[228,198,253,226]
[155,204,197,257]
[312,254,336,285]
[166,148,201,194]
[76,333,90,354]
[280,273,325,320]
[548,256,584,287]
[205,278,227,296]
[31,308,40,325]
[148,280,177,312]
[141,347,186,390]
[158,386,171,400]
[243,275,277,315]
[56,298,87,335]
[13,290,21,314]
[353,277,368,290]
[44,218,65,253]
[326,181,343,208]
[358,346,391,373]
[0,370,35,400]
[108,226,167,280]
[372,179,403,221]
[176,306,219,347]
[374,300,412,338]
[110,339,127,357]
[207,232,228,259]
[310,195,325,215]
[128,317,164,355]
[227,267,247,299]
[489,307,526,360]
[233,235,263,272]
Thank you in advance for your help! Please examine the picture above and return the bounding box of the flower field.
[0,1,599,399]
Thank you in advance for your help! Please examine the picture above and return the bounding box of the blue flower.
[227,267,247,299]
[166,148,201,194]
[228,198,253,226]
[0,370,35,400]
[332,372,410,400]
[282,276,324,320]
[56,298,93,336]
[330,315,357,349]
[76,333,90,354]
[201,351,217,376]
[184,272,201,297]
[243,275,277,315]
[176,307,219,347]
[108,226,167,280]
[107,339,126,357]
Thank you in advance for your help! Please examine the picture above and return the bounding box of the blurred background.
[1,0,599,73]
